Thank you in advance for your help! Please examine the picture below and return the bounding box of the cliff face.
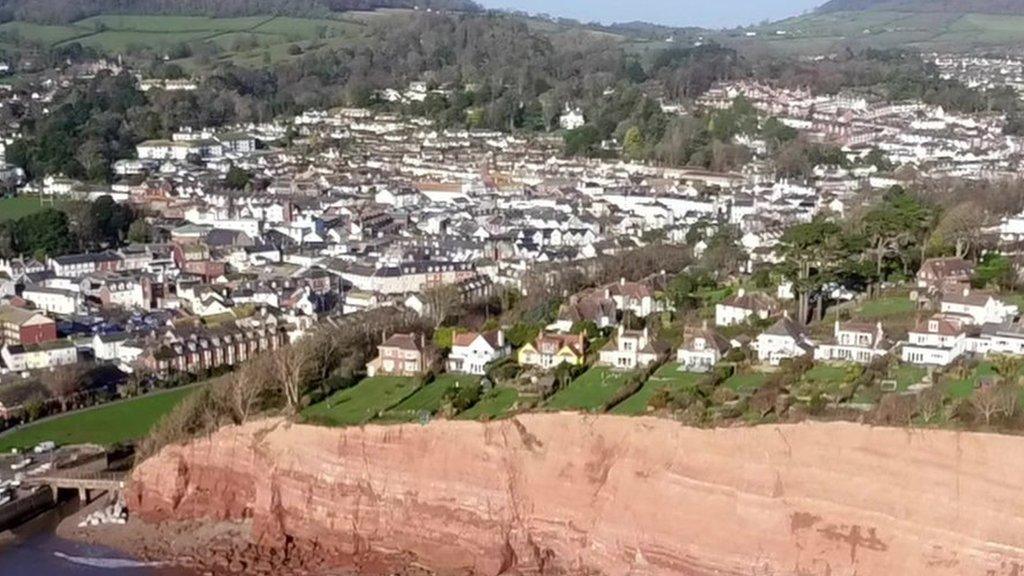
[128,415,1024,576]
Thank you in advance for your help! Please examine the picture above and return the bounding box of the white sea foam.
[54,551,166,569]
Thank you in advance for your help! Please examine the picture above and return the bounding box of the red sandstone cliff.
[127,415,1024,575]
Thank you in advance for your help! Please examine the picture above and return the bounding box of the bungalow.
[814,320,891,364]
[598,326,659,370]
[715,289,780,327]
[676,324,731,372]
[366,333,428,377]
[518,332,586,369]
[447,329,509,375]
[753,316,814,366]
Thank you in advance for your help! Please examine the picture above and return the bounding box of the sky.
[478,0,824,29]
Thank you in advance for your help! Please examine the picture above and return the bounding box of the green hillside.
[723,9,1024,53]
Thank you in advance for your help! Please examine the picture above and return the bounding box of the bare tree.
[422,284,462,328]
[43,364,87,411]
[215,358,272,425]
[971,385,1004,426]
[268,340,318,411]
[916,387,944,424]
[928,201,985,259]
[306,328,341,384]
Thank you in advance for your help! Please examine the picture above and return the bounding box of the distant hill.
[0,0,481,24]
[817,0,1024,15]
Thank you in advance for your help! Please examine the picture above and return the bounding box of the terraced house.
[138,321,288,375]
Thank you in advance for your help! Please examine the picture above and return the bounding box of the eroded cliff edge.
[127,414,1024,575]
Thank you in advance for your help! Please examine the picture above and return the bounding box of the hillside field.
[0,12,378,69]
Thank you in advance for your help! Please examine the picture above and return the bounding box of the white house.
[940,287,1017,326]
[91,332,132,362]
[606,278,664,319]
[676,324,731,372]
[447,330,509,375]
[715,289,780,327]
[559,105,585,130]
[1,340,78,371]
[598,326,659,370]
[22,286,79,315]
[753,316,814,366]
[814,320,891,364]
[901,315,968,367]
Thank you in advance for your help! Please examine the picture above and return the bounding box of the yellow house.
[517,332,586,369]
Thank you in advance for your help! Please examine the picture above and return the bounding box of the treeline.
[0,196,136,259]
[0,0,479,24]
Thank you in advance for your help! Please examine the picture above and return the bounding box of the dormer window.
[929,320,939,333]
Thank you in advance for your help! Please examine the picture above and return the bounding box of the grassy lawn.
[546,366,636,412]
[611,363,701,415]
[0,387,197,452]
[303,376,419,426]
[456,387,519,421]
[890,364,927,392]
[0,196,55,222]
[379,374,480,422]
[941,361,1014,400]
[724,371,769,395]
[856,294,915,319]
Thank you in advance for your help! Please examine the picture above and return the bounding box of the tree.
[779,219,845,324]
[127,219,152,243]
[43,365,86,411]
[971,384,1004,426]
[217,358,271,425]
[422,284,462,328]
[861,188,934,284]
[622,126,645,161]
[993,354,1024,386]
[928,201,984,259]
[225,165,252,190]
[268,342,315,411]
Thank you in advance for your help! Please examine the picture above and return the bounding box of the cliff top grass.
[456,387,519,421]
[546,366,637,412]
[303,375,420,426]
[0,386,196,452]
[379,374,481,422]
[611,363,702,415]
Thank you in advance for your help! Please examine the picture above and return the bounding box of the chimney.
[963,286,970,297]
[701,319,708,330]
[421,333,426,350]
[737,288,746,299]
[620,277,626,286]
[497,329,505,348]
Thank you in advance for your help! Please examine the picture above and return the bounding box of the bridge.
[24,470,127,503]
